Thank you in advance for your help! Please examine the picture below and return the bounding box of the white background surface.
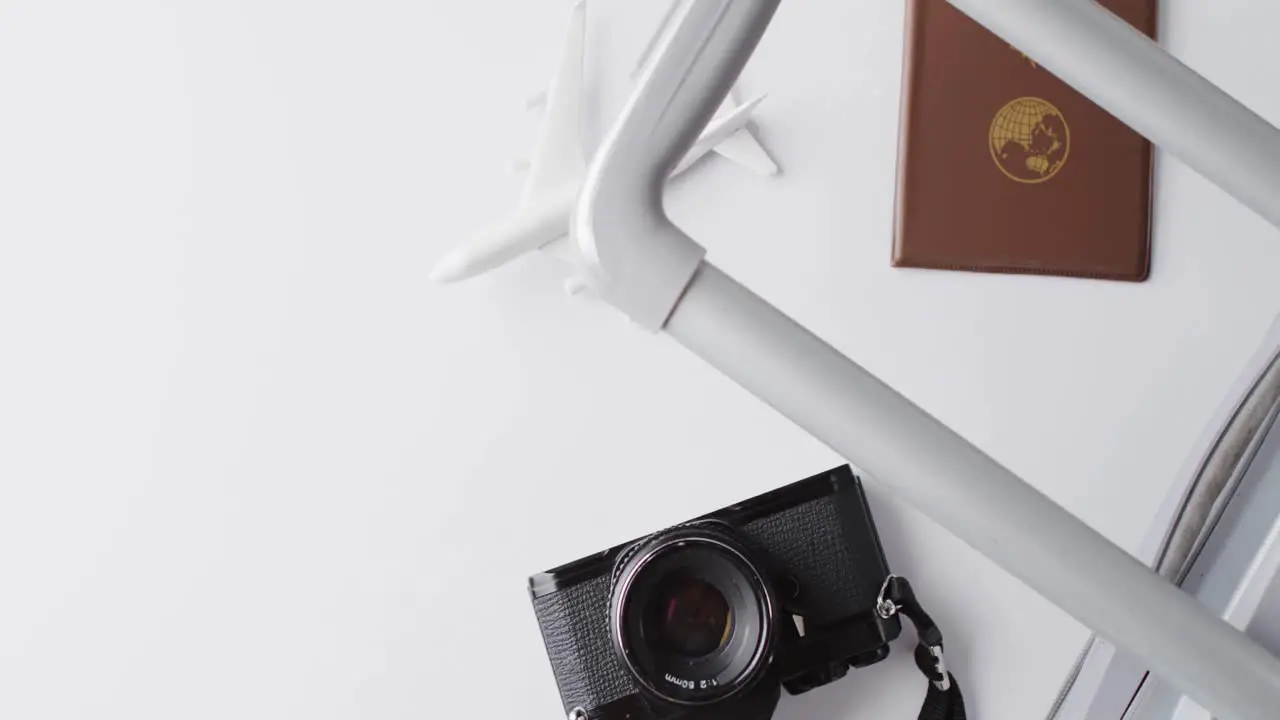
[2,1,1280,719]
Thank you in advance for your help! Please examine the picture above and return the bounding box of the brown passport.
[892,1,1157,281]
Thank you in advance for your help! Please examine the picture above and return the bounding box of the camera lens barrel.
[609,523,777,706]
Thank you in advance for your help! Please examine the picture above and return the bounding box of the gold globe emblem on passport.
[989,97,1070,184]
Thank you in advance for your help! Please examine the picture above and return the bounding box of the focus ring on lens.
[608,519,734,596]
[608,522,777,706]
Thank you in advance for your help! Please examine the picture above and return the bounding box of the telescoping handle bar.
[572,2,1280,719]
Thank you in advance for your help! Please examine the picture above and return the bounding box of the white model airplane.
[429,0,777,285]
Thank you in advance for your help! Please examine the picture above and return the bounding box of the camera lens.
[609,523,776,706]
[648,573,733,658]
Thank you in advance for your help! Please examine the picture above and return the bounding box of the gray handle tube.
[665,262,1280,720]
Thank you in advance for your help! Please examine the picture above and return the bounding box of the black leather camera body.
[527,466,902,720]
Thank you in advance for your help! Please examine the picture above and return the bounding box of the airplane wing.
[520,1,587,208]
[711,127,778,176]
[665,94,773,176]
[703,90,777,176]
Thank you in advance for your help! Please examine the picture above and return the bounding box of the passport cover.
[892,1,1158,281]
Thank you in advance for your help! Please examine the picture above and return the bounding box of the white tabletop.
[2,2,1279,719]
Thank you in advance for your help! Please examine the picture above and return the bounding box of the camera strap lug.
[879,575,968,720]
[876,574,901,619]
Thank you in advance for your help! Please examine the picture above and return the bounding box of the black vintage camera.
[527,466,902,720]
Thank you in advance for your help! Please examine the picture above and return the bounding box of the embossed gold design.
[989,97,1070,184]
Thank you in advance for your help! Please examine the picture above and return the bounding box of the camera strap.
[877,576,967,720]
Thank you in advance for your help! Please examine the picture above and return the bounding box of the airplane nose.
[428,250,472,285]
